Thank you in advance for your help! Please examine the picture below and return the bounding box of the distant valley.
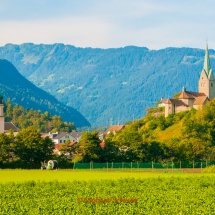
[0,43,215,126]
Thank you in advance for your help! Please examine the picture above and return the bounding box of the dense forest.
[4,98,75,133]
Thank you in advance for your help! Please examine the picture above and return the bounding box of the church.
[0,94,19,134]
[165,43,215,117]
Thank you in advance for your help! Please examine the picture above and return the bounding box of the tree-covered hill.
[0,59,90,128]
[4,99,75,133]
[73,101,215,163]
[1,43,215,126]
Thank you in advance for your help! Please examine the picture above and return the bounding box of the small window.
[211,83,213,87]
[60,140,62,143]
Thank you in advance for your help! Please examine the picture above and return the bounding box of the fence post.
[201,162,202,173]
[206,160,208,167]
[122,162,124,171]
[131,162,132,172]
[90,161,92,171]
[73,162,75,170]
[152,161,154,172]
[112,162,113,171]
[138,162,139,172]
[180,161,181,170]
[193,160,194,169]
[107,162,108,171]
[172,161,173,172]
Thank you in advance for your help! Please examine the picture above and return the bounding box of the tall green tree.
[0,132,15,164]
[75,131,101,162]
[15,126,54,167]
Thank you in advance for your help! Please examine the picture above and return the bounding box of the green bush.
[203,165,215,173]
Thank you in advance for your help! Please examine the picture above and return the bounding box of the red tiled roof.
[193,96,208,105]
[68,141,77,146]
[178,91,206,99]
[100,140,105,149]
[165,99,188,106]
[54,144,62,151]
[165,99,172,104]
[108,125,125,132]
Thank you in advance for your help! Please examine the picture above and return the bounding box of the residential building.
[70,132,82,143]
[107,124,125,135]
[52,132,77,144]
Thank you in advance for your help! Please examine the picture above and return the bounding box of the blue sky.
[1,0,215,49]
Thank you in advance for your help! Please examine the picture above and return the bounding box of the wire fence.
[73,161,215,172]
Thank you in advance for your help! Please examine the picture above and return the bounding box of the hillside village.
[1,42,215,166]
[0,93,128,159]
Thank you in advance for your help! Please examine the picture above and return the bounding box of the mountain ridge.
[0,43,214,126]
[0,59,90,128]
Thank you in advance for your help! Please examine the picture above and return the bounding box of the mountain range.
[0,43,215,126]
[0,59,90,128]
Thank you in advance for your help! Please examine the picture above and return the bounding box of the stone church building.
[165,43,215,117]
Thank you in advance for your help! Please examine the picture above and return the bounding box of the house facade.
[70,132,82,142]
[165,43,214,117]
[52,132,77,144]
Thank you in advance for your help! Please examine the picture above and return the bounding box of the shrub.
[203,165,215,173]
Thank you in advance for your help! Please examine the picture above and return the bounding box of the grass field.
[0,169,204,183]
[1,170,215,214]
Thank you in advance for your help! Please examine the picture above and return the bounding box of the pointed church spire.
[203,41,211,77]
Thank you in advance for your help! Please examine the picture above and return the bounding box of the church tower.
[199,42,215,98]
[0,94,4,133]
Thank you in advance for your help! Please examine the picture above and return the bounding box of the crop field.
[0,169,190,183]
[0,170,215,214]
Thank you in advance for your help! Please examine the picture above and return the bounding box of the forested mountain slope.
[0,59,90,128]
[1,43,215,126]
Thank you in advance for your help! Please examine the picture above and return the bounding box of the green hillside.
[75,102,215,163]
[0,59,90,128]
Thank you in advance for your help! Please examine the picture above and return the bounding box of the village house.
[42,131,82,144]
[70,132,82,142]
[107,124,126,135]
[51,132,76,144]
[164,43,214,117]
